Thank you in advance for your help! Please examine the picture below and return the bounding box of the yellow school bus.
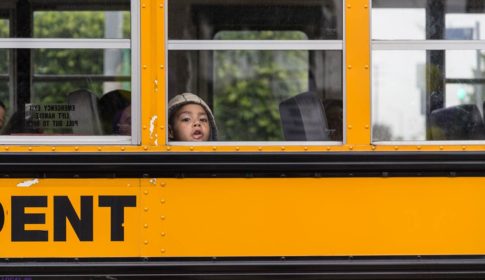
[2,0,485,278]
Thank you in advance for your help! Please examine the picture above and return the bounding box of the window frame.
[164,0,346,147]
[371,0,485,145]
[0,0,140,145]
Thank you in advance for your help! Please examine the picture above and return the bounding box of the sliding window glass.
[372,0,485,142]
[0,0,139,144]
[167,0,343,143]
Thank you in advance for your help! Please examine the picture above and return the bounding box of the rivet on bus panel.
[394,146,398,150]
[161,249,166,253]
[127,183,131,187]
[347,65,352,69]
[364,65,369,70]
[143,125,147,130]
[144,207,149,212]
[462,146,467,150]
[258,146,262,151]
[160,182,166,187]
[348,125,352,129]
[144,190,149,195]
[144,146,148,151]
[144,240,149,245]
[51,147,56,151]
[212,146,217,151]
[365,125,369,129]
[364,5,368,9]
[166,146,171,151]
[439,146,444,150]
[160,216,166,220]
[143,65,147,69]
[160,199,166,204]
[349,146,353,150]
[160,4,164,8]
[161,232,166,237]
[28,147,32,151]
[4,147,8,151]
[281,146,285,151]
[121,147,126,151]
[304,147,308,151]
[326,147,330,151]
[347,4,351,8]
[144,224,149,229]
[74,146,79,151]
[142,4,146,8]
[236,147,240,151]
[97,147,102,151]
[160,64,164,69]
[416,146,421,150]
[371,145,376,150]
[190,146,194,151]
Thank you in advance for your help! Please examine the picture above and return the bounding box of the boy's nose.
[193,120,201,127]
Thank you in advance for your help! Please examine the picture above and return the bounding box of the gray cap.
[168,93,218,140]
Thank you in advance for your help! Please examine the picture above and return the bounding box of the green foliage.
[33,12,104,104]
[214,31,308,141]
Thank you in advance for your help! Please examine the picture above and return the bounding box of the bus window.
[0,0,137,143]
[372,0,485,142]
[34,11,131,39]
[167,0,343,143]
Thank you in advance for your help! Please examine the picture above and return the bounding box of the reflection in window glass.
[372,8,425,40]
[0,49,9,129]
[373,0,485,40]
[446,50,485,119]
[168,0,343,40]
[169,50,343,142]
[34,11,130,39]
[0,1,134,140]
[0,48,131,136]
[214,50,309,141]
[0,19,8,38]
[372,51,426,141]
[215,31,308,40]
[373,50,485,141]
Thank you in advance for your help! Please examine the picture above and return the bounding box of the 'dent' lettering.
[10,195,137,242]
[12,196,48,242]
[99,196,137,241]
[54,196,93,241]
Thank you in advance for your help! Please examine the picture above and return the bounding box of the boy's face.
[169,104,210,141]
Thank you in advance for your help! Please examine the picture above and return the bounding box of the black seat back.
[279,91,329,141]
[430,104,485,140]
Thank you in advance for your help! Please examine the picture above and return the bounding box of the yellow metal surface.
[2,177,485,258]
[345,0,371,146]
[0,179,141,258]
[0,0,482,151]
[160,177,485,256]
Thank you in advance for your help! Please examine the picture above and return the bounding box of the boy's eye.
[200,118,208,123]
[181,117,190,122]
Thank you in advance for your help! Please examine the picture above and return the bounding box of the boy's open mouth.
[192,129,204,140]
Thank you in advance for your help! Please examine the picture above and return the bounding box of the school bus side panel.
[0,179,141,258]
[161,177,485,256]
[2,177,485,257]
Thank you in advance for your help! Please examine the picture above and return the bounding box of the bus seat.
[99,89,131,134]
[429,104,485,140]
[67,89,103,135]
[279,91,329,141]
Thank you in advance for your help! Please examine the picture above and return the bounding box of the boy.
[168,93,218,141]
